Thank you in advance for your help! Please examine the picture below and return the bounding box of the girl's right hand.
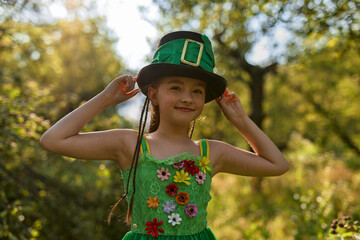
[101,75,140,106]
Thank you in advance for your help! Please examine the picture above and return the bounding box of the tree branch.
[290,85,360,155]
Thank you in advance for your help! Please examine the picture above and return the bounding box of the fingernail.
[224,88,230,97]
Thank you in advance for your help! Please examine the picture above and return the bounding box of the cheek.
[157,96,175,113]
[195,101,205,117]
[195,97,205,108]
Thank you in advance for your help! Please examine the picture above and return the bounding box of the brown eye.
[194,89,204,94]
[170,86,181,91]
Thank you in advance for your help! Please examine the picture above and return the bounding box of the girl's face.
[149,76,206,126]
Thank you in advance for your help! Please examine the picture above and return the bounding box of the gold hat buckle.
[180,39,204,67]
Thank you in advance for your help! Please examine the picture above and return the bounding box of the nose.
[180,90,193,104]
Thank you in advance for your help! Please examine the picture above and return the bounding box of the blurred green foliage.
[0,1,133,239]
[1,0,359,239]
[208,133,360,240]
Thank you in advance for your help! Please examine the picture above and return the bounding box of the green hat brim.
[137,62,227,103]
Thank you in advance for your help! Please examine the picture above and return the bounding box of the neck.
[153,121,190,141]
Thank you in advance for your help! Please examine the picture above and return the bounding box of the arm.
[211,89,289,177]
[39,75,140,166]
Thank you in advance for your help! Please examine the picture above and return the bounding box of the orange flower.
[176,192,190,205]
[147,196,160,209]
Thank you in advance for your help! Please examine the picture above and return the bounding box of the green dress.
[121,136,217,239]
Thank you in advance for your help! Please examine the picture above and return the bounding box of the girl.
[40,31,289,239]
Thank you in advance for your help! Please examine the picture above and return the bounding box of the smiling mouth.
[175,107,194,112]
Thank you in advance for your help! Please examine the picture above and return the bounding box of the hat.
[137,31,227,103]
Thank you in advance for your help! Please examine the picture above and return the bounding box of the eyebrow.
[166,79,206,88]
[166,79,184,85]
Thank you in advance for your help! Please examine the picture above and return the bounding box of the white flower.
[163,200,176,214]
[168,213,182,226]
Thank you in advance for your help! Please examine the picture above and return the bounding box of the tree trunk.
[248,67,266,193]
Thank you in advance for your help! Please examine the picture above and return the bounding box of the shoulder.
[205,139,231,176]
[110,128,138,145]
[113,128,138,138]
[112,129,139,169]
[207,139,231,155]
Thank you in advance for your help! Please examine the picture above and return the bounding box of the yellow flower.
[147,196,160,209]
[199,157,211,174]
[174,170,191,185]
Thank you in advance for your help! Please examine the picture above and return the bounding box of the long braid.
[107,97,150,225]
[126,97,149,224]
[125,97,149,198]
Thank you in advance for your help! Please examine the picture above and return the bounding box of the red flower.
[184,160,200,176]
[165,183,179,197]
[145,218,164,238]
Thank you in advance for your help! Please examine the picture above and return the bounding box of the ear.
[148,87,159,106]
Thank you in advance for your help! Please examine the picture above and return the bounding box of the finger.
[122,76,134,93]
[128,76,137,89]
[216,87,228,104]
[224,88,231,97]
[215,96,222,103]
[125,77,134,92]
[125,88,140,98]
[125,87,139,95]
[215,94,226,109]
[228,92,238,100]
[130,77,136,89]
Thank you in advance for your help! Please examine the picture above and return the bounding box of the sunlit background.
[1,0,359,239]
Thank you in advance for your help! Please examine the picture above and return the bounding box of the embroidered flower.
[185,204,198,218]
[163,200,176,214]
[145,218,164,238]
[156,167,170,181]
[165,183,179,197]
[183,160,200,176]
[174,170,191,185]
[176,192,190,205]
[168,213,182,226]
[199,157,211,174]
[195,171,206,184]
[147,196,160,209]
[173,160,185,169]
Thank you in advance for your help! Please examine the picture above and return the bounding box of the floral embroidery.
[157,167,170,181]
[199,157,211,174]
[195,171,206,184]
[184,160,200,176]
[174,170,191,185]
[163,200,176,214]
[145,218,164,238]
[173,161,185,169]
[165,183,179,197]
[147,196,160,209]
[185,204,198,218]
[168,213,182,226]
[176,192,190,205]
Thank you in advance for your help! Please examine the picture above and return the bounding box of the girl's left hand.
[216,88,247,123]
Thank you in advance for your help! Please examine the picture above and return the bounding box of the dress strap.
[199,139,209,158]
[140,135,151,154]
